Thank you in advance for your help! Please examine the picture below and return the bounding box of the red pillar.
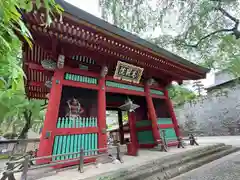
[97,77,107,150]
[37,69,64,163]
[164,89,180,137]
[128,112,138,156]
[144,83,161,143]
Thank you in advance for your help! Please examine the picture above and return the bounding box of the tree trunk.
[18,110,32,139]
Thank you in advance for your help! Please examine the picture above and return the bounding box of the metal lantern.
[57,54,65,69]
[119,98,140,112]
[41,59,57,71]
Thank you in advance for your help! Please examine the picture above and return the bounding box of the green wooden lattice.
[64,73,98,84]
[159,128,177,141]
[150,89,164,96]
[106,81,144,92]
[137,131,155,144]
[52,133,98,161]
[135,120,151,127]
[56,117,97,128]
[157,118,173,125]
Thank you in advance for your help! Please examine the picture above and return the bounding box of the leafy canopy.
[0,0,62,135]
[99,0,240,76]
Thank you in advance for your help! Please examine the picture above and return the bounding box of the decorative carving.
[41,59,57,70]
[57,54,65,69]
[66,97,84,118]
[45,80,52,88]
[147,78,155,86]
[100,65,108,77]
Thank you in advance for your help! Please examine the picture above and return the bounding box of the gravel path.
[171,151,240,180]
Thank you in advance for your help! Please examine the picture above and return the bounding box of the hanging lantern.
[119,98,140,112]
[41,59,57,71]
[100,65,108,77]
[45,80,52,88]
[57,54,65,69]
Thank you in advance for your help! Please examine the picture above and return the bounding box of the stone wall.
[175,81,240,136]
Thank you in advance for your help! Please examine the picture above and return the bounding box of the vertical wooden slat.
[52,136,59,161]
[56,135,63,160]
[70,135,74,159]
[95,134,98,155]
[61,135,67,160]
[61,117,65,128]
[66,135,71,159]
[73,134,78,158]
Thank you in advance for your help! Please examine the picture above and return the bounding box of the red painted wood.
[62,80,99,90]
[28,81,45,87]
[55,127,98,135]
[164,89,180,137]
[25,62,48,72]
[106,87,145,96]
[158,124,175,129]
[138,141,178,148]
[128,112,138,156]
[37,69,64,164]
[139,144,156,148]
[98,77,107,150]
[144,83,161,142]
[135,124,174,132]
[168,141,178,147]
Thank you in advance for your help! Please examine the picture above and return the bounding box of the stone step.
[94,144,239,180]
[144,146,240,180]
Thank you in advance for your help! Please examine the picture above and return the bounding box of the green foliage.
[168,85,197,106]
[0,0,62,137]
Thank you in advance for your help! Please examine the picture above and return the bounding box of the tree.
[99,0,240,76]
[192,80,205,96]
[168,85,197,106]
[0,1,62,138]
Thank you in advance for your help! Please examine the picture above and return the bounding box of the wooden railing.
[0,139,40,157]
[1,144,127,180]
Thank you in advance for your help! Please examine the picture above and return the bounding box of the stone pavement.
[24,145,206,180]
[196,136,240,147]
[171,151,240,180]
[8,136,240,180]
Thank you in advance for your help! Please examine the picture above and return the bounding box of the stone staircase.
[94,144,239,180]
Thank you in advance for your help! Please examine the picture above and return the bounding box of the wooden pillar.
[128,112,138,155]
[164,89,180,137]
[118,110,124,144]
[37,69,64,164]
[144,83,161,143]
[97,77,107,149]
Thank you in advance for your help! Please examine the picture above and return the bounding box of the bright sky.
[65,0,101,17]
[65,0,215,88]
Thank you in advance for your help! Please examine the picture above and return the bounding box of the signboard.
[114,61,143,83]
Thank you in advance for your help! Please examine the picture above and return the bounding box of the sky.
[65,0,215,88]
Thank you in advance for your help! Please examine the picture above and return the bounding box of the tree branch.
[217,7,239,23]
[184,6,240,48]
[184,28,234,48]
